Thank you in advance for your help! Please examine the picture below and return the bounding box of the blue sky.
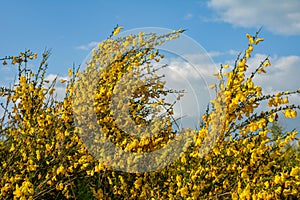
[1,0,299,130]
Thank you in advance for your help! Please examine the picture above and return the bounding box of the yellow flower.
[134,178,143,189]
[223,64,229,68]
[245,51,251,58]
[232,192,238,200]
[68,68,73,77]
[275,186,282,195]
[254,37,264,44]
[56,165,65,175]
[264,181,269,189]
[9,143,15,152]
[179,186,188,197]
[263,60,271,67]
[36,150,41,161]
[290,110,297,118]
[56,182,64,190]
[246,33,254,44]
[92,188,104,199]
[239,184,251,200]
[13,184,22,197]
[284,109,296,118]
[290,167,299,176]
[246,33,252,39]
[274,175,281,184]
[46,144,51,151]
[113,25,124,36]
[209,84,216,89]
[181,155,187,164]
[248,45,253,51]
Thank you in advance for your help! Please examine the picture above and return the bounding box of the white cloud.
[207,50,240,58]
[156,52,300,129]
[76,41,98,50]
[248,54,300,130]
[244,54,300,92]
[150,53,219,129]
[184,13,194,20]
[207,0,300,35]
[221,52,300,94]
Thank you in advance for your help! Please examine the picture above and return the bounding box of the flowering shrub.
[0,27,299,199]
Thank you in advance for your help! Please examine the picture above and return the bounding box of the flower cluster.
[0,27,299,199]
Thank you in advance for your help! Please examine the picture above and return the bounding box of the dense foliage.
[0,27,299,199]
